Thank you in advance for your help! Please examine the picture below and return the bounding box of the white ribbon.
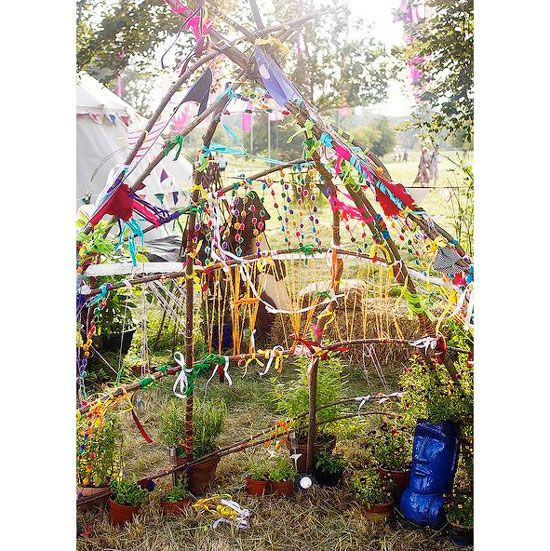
[172,352,194,399]
[409,336,438,355]
[211,498,250,529]
[355,395,371,415]
[259,345,284,376]
[204,356,232,397]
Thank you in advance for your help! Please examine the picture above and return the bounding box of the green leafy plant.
[94,286,138,336]
[315,451,345,475]
[365,422,412,471]
[246,455,272,481]
[400,322,473,427]
[110,479,148,507]
[161,478,192,503]
[158,398,227,460]
[445,490,473,527]
[271,357,345,440]
[76,414,123,488]
[351,469,393,508]
[269,455,297,482]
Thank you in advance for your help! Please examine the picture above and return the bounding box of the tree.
[77,0,394,115]
[267,0,393,111]
[353,118,397,158]
[395,0,473,144]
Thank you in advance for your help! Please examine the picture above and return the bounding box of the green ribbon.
[164,135,184,161]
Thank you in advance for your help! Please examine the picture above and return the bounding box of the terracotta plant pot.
[313,469,343,487]
[108,498,141,526]
[364,501,394,523]
[77,486,109,510]
[287,435,337,473]
[160,498,193,515]
[378,467,411,501]
[177,453,221,496]
[246,477,272,496]
[448,522,473,546]
[271,480,294,497]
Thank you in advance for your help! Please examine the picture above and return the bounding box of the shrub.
[315,451,345,474]
[110,479,148,507]
[161,478,192,503]
[246,456,272,481]
[271,357,345,440]
[76,413,123,488]
[158,398,227,459]
[365,422,412,471]
[269,455,297,482]
[446,490,473,526]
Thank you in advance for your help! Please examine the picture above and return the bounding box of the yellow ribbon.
[256,35,289,55]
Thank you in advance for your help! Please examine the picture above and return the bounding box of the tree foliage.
[267,0,393,111]
[77,0,393,114]
[396,0,473,143]
[353,118,397,158]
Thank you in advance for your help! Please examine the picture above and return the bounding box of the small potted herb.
[366,422,411,500]
[272,357,344,471]
[269,455,296,497]
[77,414,122,507]
[160,478,193,515]
[159,398,227,495]
[314,451,345,487]
[108,479,148,526]
[245,456,273,496]
[351,469,394,523]
[446,490,473,546]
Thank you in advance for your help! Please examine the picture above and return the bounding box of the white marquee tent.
[76,73,193,239]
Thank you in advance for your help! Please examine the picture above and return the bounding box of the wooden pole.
[304,155,344,471]
[182,65,252,461]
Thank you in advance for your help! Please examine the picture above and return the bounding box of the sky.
[345,0,415,117]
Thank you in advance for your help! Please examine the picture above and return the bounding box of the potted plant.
[245,455,273,496]
[313,451,345,487]
[108,479,148,526]
[272,357,345,472]
[77,226,140,357]
[366,421,411,500]
[446,490,473,546]
[159,398,227,495]
[159,477,193,515]
[269,454,296,496]
[76,413,122,507]
[351,469,394,523]
[93,286,137,355]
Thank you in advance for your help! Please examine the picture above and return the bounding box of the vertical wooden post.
[182,70,250,461]
[305,156,344,472]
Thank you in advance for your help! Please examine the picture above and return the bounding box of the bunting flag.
[178,68,213,117]
[127,119,166,162]
[88,182,180,229]
[254,47,303,107]
[242,101,253,132]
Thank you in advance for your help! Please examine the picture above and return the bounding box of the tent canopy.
[76,73,193,238]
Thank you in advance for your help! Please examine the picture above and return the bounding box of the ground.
[78,353,464,550]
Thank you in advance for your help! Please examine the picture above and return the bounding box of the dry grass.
[78,362,466,550]
[77,486,458,551]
